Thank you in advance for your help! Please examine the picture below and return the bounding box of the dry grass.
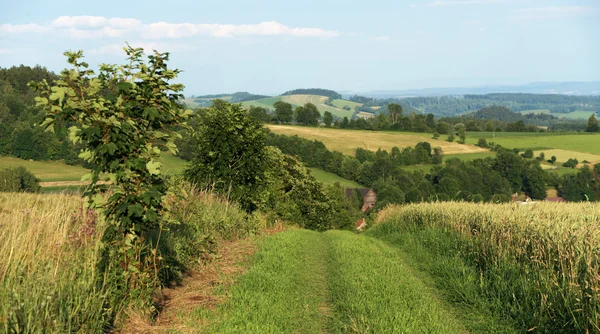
[267,125,487,155]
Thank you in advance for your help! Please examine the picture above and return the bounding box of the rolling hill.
[242,94,365,119]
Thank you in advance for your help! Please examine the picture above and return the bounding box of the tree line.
[0,65,85,163]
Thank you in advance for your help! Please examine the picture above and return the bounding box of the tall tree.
[388,103,403,125]
[323,111,333,127]
[587,114,600,132]
[273,101,293,124]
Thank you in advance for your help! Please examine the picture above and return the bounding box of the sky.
[1,0,599,95]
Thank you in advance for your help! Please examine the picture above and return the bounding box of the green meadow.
[309,168,364,188]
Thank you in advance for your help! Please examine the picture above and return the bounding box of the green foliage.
[294,102,320,126]
[248,105,271,123]
[30,45,190,301]
[281,88,341,99]
[447,134,455,142]
[323,110,333,127]
[587,114,600,132]
[477,137,488,148]
[185,101,266,211]
[559,166,600,201]
[433,132,440,139]
[522,148,534,158]
[0,166,41,192]
[563,158,579,168]
[261,146,354,230]
[273,101,293,124]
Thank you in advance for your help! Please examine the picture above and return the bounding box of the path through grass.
[174,229,517,333]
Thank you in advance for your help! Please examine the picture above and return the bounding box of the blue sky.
[1,0,598,95]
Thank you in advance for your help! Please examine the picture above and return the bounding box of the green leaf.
[146,160,162,175]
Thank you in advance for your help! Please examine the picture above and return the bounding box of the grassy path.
[169,229,517,333]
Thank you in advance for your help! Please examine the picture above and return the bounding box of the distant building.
[345,188,377,212]
[355,218,367,231]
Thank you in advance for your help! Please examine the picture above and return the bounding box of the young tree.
[341,116,349,128]
[433,132,440,140]
[185,101,266,211]
[551,155,557,164]
[432,147,444,165]
[447,134,455,142]
[273,101,293,124]
[522,149,534,159]
[30,46,190,286]
[586,114,600,132]
[323,111,333,127]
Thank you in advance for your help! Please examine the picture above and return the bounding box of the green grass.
[241,96,285,111]
[191,229,518,333]
[519,109,550,115]
[331,99,362,113]
[206,230,331,333]
[0,154,188,183]
[464,132,600,155]
[309,168,364,188]
[325,231,470,333]
[0,156,88,182]
[554,110,596,120]
[445,152,497,161]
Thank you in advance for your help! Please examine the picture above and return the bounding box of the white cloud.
[90,42,195,55]
[0,48,14,55]
[373,36,390,42]
[513,6,598,20]
[0,23,48,34]
[426,0,509,7]
[1,16,339,40]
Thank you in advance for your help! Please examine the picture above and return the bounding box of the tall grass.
[0,184,263,332]
[0,193,112,332]
[371,202,600,333]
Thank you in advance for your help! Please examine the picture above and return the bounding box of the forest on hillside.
[359,93,600,117]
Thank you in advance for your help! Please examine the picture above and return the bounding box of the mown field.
[267,125,487,155]
[519,109,596,120]
[0,154,189,190]
[309,168,364,188]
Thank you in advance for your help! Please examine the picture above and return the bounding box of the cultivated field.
[242,95,357,118]
[371,201,600,333]
[534,149,600,165]
[464,132,600,155]
[267,125,487,155]
[519,109,596,120]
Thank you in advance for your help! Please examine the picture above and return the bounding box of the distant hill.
[281,88,342,100]
[363,93,600,118]
[185,92,271,107]
[347,82,600,98]
[241,94,370,119]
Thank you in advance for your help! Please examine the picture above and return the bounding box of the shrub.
[0,166,41,192]
[433,132,440,139]
[477,138,488,148]
[563,158,579,168]
[446,134,455,142]
[522,149,534,159]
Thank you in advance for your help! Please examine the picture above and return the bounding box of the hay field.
[267,125,487,155]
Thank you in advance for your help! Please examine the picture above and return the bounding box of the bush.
[563,158,579,168]
[0,167,41,192]
[522,149,534,159]
[433,132,440,140]
[477,138,488,148]
[446,134,455,142]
